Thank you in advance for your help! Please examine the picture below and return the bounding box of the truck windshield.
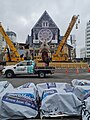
[17,62,27,66]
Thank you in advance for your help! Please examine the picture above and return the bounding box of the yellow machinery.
[0,22,24,62]
[52,15,79,61]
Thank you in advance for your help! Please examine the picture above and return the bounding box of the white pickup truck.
[2,60,55,78]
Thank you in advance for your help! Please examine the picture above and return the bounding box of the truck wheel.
[5,70,14,78]
[39,72,45,78]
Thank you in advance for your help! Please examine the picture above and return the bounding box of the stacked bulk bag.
[72,79,90,101]
[72,79,90,120]
[37,82,82,118]
[0,81,14,120]
[0,82,38,120]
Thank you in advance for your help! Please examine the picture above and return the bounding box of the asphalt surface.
[0,72,90,87]
[0,71,90,120]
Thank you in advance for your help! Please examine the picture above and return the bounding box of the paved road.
[0,72,90,120]
[0,72,90,87]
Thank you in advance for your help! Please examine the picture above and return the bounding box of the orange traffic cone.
[66,69,68,74]
[76,68,79,74]
[88,68,90,73]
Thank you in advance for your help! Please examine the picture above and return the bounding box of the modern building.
[70,35,76,59]
[0,28,17,61]
[80,47,86,59]
[26,11,75,61]
[1,28,17,51]
[0,33,3,53]
[80,20,90,63]
[0,33,3,61]
[85,20,90,58]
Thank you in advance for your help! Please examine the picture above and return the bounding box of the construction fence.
[37,62,89,68]
[55,68,88,74]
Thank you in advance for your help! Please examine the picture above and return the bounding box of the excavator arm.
[52,15,79,61]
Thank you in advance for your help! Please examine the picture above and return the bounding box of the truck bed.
[35,66,55,69]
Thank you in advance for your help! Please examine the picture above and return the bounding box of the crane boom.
[0,23,24,61]
[0,23,20,57]
[53,15,79,57]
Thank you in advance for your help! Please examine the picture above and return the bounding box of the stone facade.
[26,11,73,61]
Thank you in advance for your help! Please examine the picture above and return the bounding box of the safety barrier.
[6,61,89,68]
[55,68,88,73]
[37,62,88,68]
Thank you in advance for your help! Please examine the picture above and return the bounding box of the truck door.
[15,61,27,74]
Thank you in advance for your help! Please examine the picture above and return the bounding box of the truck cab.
[15,60,35,74]
[2,60,35,77]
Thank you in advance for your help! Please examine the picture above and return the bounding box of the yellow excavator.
[52,15,79,61]
[0,22,24,62]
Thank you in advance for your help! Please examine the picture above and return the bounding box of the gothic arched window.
[42,21,49,27]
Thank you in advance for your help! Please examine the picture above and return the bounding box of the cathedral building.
[26,11,75,61]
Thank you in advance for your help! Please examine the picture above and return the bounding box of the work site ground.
[1,72,89,120]
[0,66,90,120]
[55,68,89,74]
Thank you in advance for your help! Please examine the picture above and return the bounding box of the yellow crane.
[0,22,24,62]
[52,15,79,61]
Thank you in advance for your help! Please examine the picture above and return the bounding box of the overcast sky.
[0,0,90,57]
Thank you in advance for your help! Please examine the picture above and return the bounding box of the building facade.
[26,11,75,61]
[0,33,3,53]
[0,28,17,61]
[0,29,17,51]
[85,21,90,58]
[80,47,86,59]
